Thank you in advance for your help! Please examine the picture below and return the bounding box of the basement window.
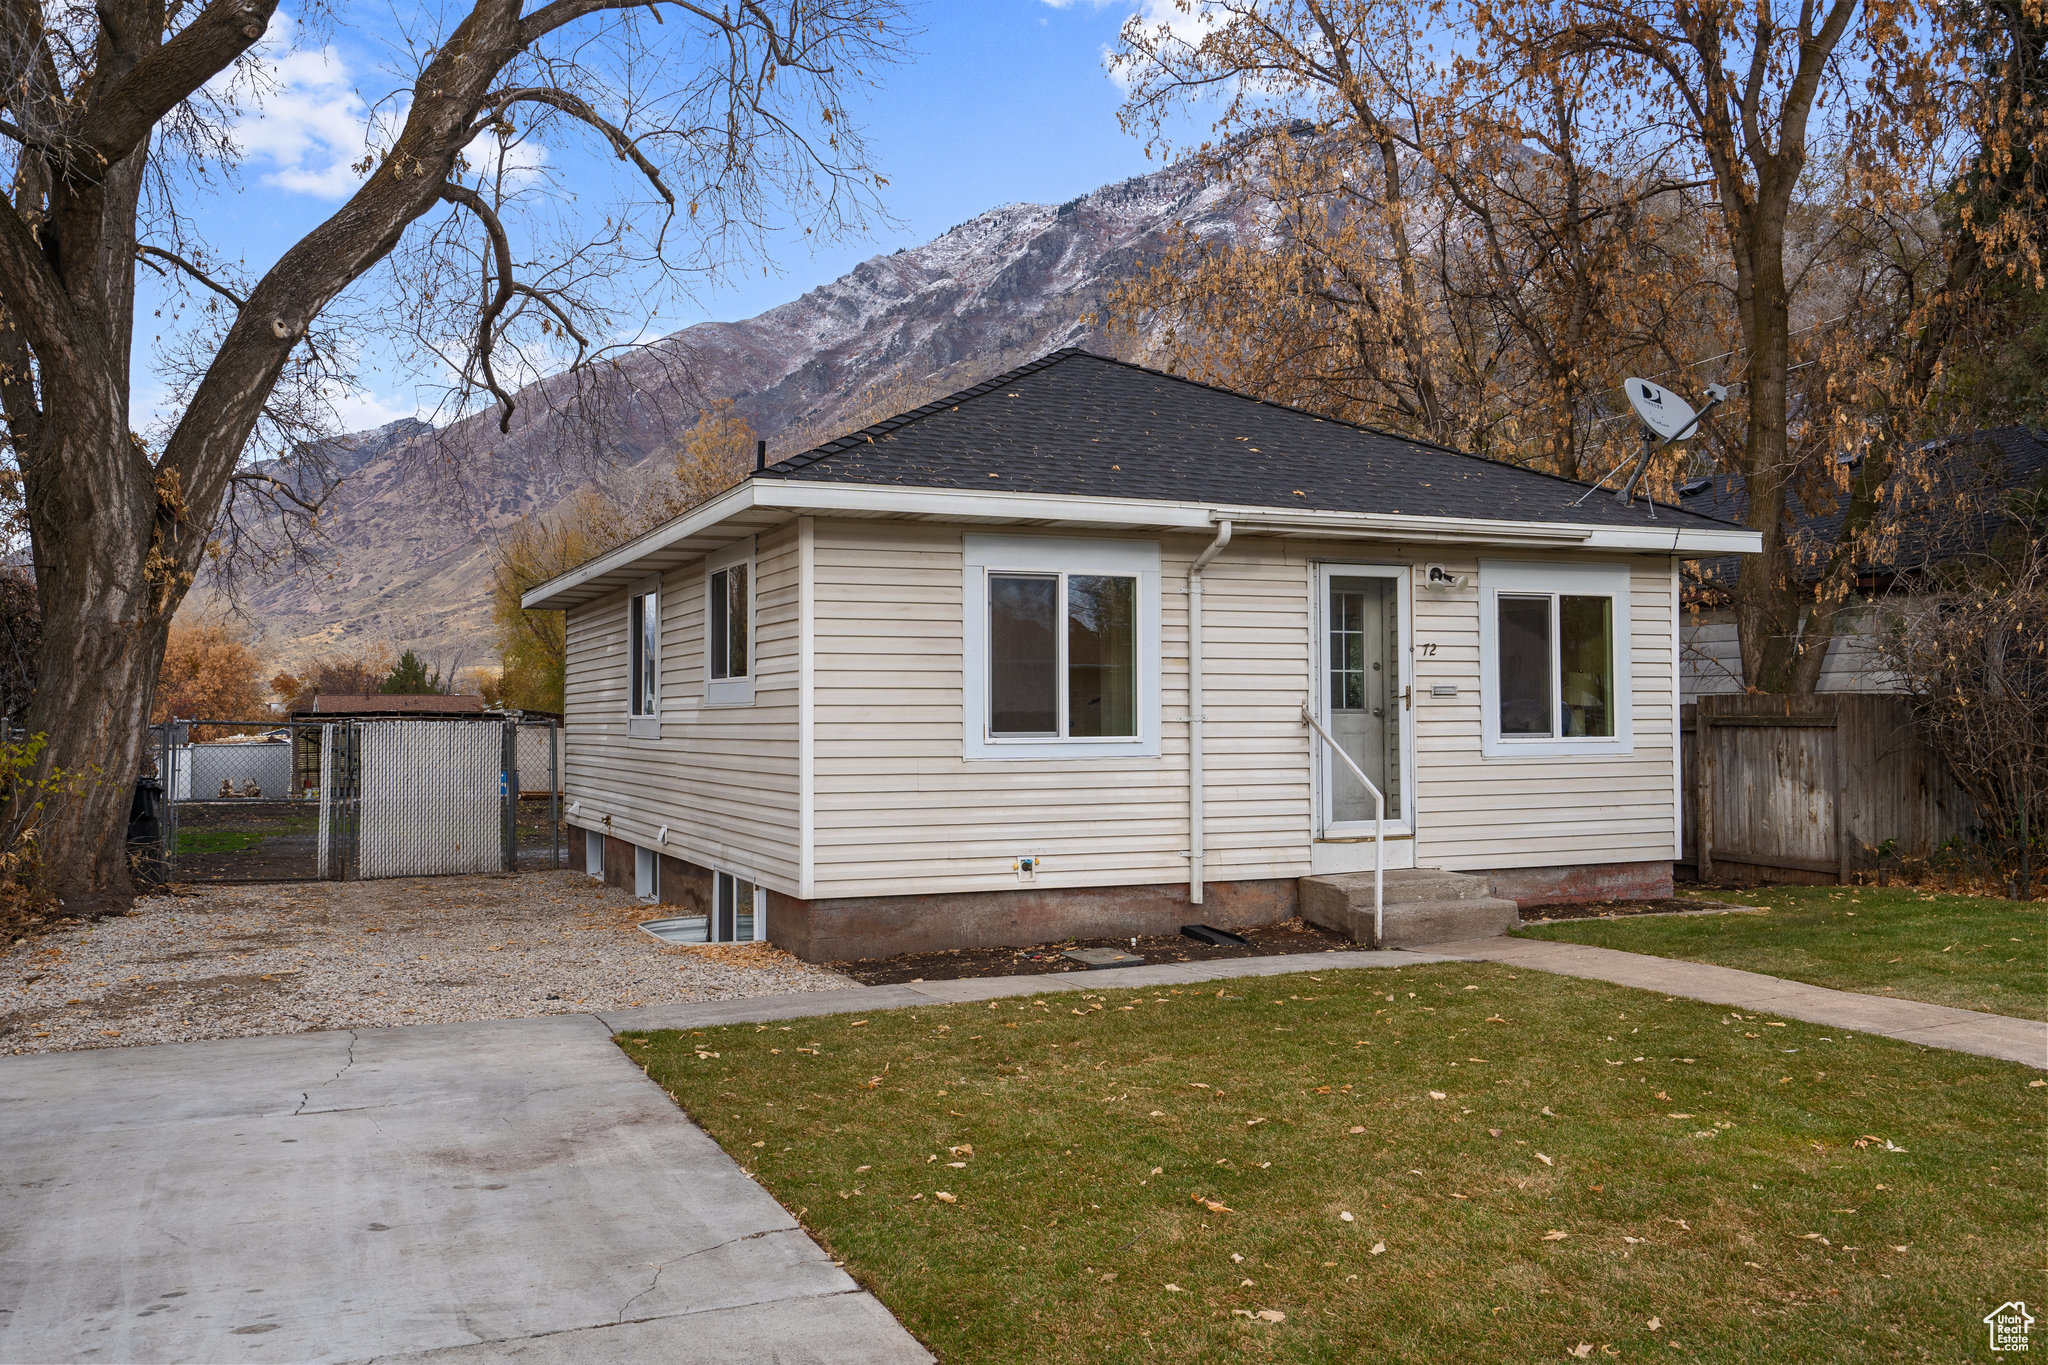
[963,535,1160,760]
[1479,561,1633,757]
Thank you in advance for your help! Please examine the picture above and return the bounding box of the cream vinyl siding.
[809,525,1678,896]
[561,522,801,891]
[1410,553,1679,871]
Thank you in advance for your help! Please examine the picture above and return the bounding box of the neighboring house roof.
[759,349,1742,534]
[524,348,1761,611]
[1684,424,2046,590]
[296,694,486,717]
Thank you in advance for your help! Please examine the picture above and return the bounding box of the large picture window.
[1479,561,1633,756]
[964,536,1160,759]
[988,572,1137,738]
[705,540,754,706]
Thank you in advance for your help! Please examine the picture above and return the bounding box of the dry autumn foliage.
[1110,0,2042,694]
[150,623,268,730]
[490,401,760,713]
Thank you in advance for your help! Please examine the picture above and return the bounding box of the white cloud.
[224,15,379,200]
[327,387,424,433]
[462,130,550,188]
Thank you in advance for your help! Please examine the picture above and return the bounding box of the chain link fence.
[144,717,562,884]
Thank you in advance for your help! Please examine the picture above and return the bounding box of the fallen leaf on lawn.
[1232,1309,1255,1319]
[2029,1079,2045,1088]
[947,1161,966,1168]
[1247,1117,1268,1126]
[855,1165,871,1173]
[1370,1242,1386,1255]
[1165,1283,1185,1293]
[1799,1233,1829,1244]
[934,1191,958,1204]
[1151,1167,1164,1175]
[1647,1317,1662,1331]
[1569,1344,1594,1358]
[1240,1277,1254,1286]
[1257,1309,1286,1322]
[1349,1125,1366,1134]
[850,1020,867,1027]
[1655,1092,1669,1100]
[950,1144,974,1156]
[1429,1090,1448,1100]
[1542,1230,1569,1241]
[1542,1107,1557,1117]
[1537,1153,1554,1166]
[1231,1252,1244,1263]
[1340,1211,1355,1222]
[1891,1245,1910,1253]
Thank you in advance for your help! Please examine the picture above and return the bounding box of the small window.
[1480,561,1631,756]
[705,541,755,706]
[709,564,749,681]
[628,587,658,716]
[714,870,762,942]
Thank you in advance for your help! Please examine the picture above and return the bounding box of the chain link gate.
[149,717,561,883]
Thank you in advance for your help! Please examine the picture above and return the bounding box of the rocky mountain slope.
[208,162,1246,667]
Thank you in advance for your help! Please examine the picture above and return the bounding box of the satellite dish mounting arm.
[1573,382,1731,512]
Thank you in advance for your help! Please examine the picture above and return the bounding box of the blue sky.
[139,2,1185,433]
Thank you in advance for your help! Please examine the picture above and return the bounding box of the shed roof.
[298,694,487,716]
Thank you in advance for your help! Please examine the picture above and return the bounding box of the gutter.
[1186,518,1233,906]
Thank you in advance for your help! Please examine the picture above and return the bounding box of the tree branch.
[76,0,281,171]
[436,181,520,431]
[472,86,676,214]
[137,244,246,307]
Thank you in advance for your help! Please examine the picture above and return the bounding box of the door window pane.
[990,574,1058,735]
[1559,595,1614,737]
[1327,576,1399,823]
[1067,575,1136,737]
[1497,595,1554,736]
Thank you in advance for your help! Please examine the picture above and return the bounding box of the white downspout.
[1188,519,1233,906]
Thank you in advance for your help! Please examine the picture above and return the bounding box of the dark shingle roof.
[757,348,1741,533]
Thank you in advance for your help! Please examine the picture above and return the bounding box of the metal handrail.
[1301,702,1385,944]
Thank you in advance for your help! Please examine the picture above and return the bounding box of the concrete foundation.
[765,878,1297,964]
[1479,860,1673,906]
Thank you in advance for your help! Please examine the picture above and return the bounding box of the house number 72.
[1415,643,1438,657]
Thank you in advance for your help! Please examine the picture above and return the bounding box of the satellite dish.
[1625,378,1700,442]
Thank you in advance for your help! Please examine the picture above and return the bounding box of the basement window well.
[639,870,764,945]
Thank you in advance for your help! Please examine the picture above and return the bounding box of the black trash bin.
[127,774,169,887]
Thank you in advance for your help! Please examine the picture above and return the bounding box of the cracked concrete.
[0,1013,929,1363]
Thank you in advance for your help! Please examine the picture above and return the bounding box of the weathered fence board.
[1682,694,1974,884]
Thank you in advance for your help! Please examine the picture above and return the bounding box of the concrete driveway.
[0,1015,929,1363]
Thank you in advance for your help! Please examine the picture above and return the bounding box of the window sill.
[1480,737,1635,759]
[965,737,1158,762]
[705,678,754,708]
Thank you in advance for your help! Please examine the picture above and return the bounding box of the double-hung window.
[705,539,754,706]
[963,536,1160,759]
[626,575,660,739]
[1479,561,1633,756]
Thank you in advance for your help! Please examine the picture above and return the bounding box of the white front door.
[1311,564,1416,871]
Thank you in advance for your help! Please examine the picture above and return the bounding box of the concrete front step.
[1299,868,1521,948]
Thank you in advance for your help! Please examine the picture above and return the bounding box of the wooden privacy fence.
[1682,694,1975,884]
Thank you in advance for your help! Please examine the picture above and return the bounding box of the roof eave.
[522,479,1763,609]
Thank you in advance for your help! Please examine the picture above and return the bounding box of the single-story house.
[523,350,1759,961]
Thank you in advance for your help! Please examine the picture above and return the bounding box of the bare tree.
[0,0,904,912]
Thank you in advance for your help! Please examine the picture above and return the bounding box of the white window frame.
[1311,562,1416,839]
[705,538,756,707]
[1478,559,1634,758]
[713,868,768,943]
[962,534,1161,761]
[626,574,661,740]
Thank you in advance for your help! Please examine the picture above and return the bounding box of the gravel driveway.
[0,870,851,1054]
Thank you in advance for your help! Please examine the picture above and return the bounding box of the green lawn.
[1516,888,2048,1021]
[621,963,2040,1362]
[173,814,316,856]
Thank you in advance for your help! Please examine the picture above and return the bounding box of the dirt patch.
[832,918,1356,985]
[1519,896,1764,923]
[0,869,850,1054]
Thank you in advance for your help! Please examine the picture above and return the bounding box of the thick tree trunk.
[19,416,174,916]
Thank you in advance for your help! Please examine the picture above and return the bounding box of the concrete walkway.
[0,1014,930,1364]
[1425,936,2048,1069]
